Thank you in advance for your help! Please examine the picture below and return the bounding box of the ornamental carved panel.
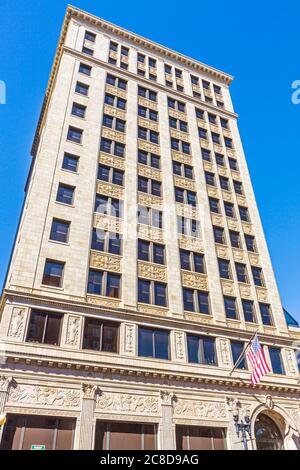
[218,167,228,177]
[94,214,123,234]
[174,331,186,361]
[99,152,125,170]
[174,176,196,191]
[221,280,236,296]
[227,149,236,158]
[86,295,121,308]
[105,84,127,99]
[203,161,213,172]
[138,303,168,316]
[176,204,198,220]
[218,338,231,367]
[97,181,124,199]
[168,108,186,121]
[256,287,269,302]
[179,235,203,253]
[211,214,224,227]
[237,195,247,206]
[239,285,251,298]
[8,385,80,409]
[172,151,193,166]
[96,393,159,415]
[66,316,81,347]
[138,192,163,208]
[124,324,136,354]
[222,191,233,203]
[138,261,167,282]
[182,271,208,291]
[138,117,159,132]
[90,252,122,273]
[210,124,219,134]
[214,144,224,154]
[138,97,158,111]
[242,223,253,235]
[170,129,190,143]
[227,219,239,230]
[174,399,227,420]
[102,127,126,144]
[231,170,241,181]
[249,253,260,266]
[138,164,161,181]
[216,245,229,259]
[138,139,160,155]
[200,140,210,150]
[8,308,26,339]
[138,224,164,243]
[207,186,219,198]
[232,249,245,262]
[103,104,126,120]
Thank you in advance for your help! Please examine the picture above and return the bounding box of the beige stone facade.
[0,6,300,450]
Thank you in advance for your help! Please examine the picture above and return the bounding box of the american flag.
[246,334,271,385]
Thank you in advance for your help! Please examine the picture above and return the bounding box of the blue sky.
[0,0,299,320]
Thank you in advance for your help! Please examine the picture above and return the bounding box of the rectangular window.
[180,250,204,273]
[214,226,225,244]
[224,202,235,218]
[75,82,89,96]
[219,176,230,191]
[224,297,238,319]
[269,347,285,375]
[56,184,75,205]
[187,335,217,365]
[85,31,96,42]
[26,309,62,345]
[218,258,231,279]
[42,260,64,287]
[83,318,119,353]
[138,327,169,360]
[138,240,165,265]
[236,263,248,283]
[239,206,250,222]
[176,425,226,451]
[67,126,82,143]
[183,289,210,314]
[242,299,256,323]
[205,172,215,186]
[245,235,256,252]
[138,279,167,306]
[50,219,70,243]
[259,303,273,326]
[202,149,211,161]
[71,102,86,119]
[95,421,156,451]
[216,153,225,166]
[62,153,79,172]
[209,198,220,213]
[82,46,93,56]
[79,63,91,76]
[87,270,121,298]
[228,158,238,171]
[229,231,241,249]
[91,229,121,255]
[231,341,247,369]
[233,180,243,195]
[252,266,264,287]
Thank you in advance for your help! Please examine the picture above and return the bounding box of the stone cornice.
[31,6,236,157]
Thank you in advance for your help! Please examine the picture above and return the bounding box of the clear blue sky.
[0,0,299,320]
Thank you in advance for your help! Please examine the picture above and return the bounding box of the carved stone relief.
[99,152,125,170]
[124,324,135,354]
[218,338,231,367]
[90,252,122,273]
[66,316,80,347]
[174,331,185,361]
[174,176,196,191]
[8,385,80,408]
[138,139,160,154]
[138,224,164,243]
[138,164,161,181]
[94,213,123,234]
[86,296,121,308]
[138,261,167,282]
[179,236,203,252]
[138,192,162,208]
[96,393,159,415]
[8,308,25,338]
[96,180,124,199]
[105,84,126,99]
[103,104,126,120]
[182,271,208,291]
[174,399,227,419]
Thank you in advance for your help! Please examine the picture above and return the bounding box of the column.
[0,377,13,446]
[78,384,97,450]
[160,391,176,450]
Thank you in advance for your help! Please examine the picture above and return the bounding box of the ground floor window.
[1,414,75,450]
[95,421,157,450]
[176,425,227,450]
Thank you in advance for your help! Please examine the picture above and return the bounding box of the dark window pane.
[194,254,204,273]
[230,231,240,248]
[138,240,149,261]
[67,127,82,143]
[236,263,248,283]
[83,317,101,350]
[269,347,285,374]
[183,288,194,311]
[180,250,191,270]
[42,261,64,287]
[198,291,210,314]
[224,297,237,319]
[154,330,169,359]
[252,267,264,287]
[108,233,121,255]
[26,311,46,343]
[138,328,153,357]
[231,341,247,370]
[50,220,69,243]
[106,273,121,298]
[242,300,255,323]
[44,314,62,345]
[79,63,91,75]
[245,235,256,252]
[57,184,74,205]
[87,270,103,295]
[102,323,119,352]
[138,279,150,303]
[62,154,78,172]
[91,228,105,251]
[260,303,273,326]
[154,283,167,307]
[218,259,231,279]
[153,244,165,264]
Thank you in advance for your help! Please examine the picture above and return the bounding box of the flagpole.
[228,328,260,377]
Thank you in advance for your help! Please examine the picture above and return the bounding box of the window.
[82,46,93,56]
[196,108,204,120]
[138,176,161,196]
[138,240,165,264]
[198,128,207,139]
[219,176,230,191]
[245,235,256,252]
[50,219,70,243]
[138,86,157,102]
[100,138,125,157]
[138,150,160,168]
[62,153,79,172]
[269,348,285,375]
[252,266,264,287]
[121,46,129,57]
[183,289,210,314]
[95,422,156,451]
[138,127,159,144]
[71,102,86,119]
[177,216,200,237]
[208,113,217,124]
[202,149,211,161]
[175,69,182,78]
[26,310,62,346]
[104,93,127,110]
[167,98,185,112]
[231,341,247,369]
[172,161,194,179]
[228,158,238,171]
[218,258,231,279]
[138,53,145,63]
[87,270,121,298]
[214,226,226,244]
[138,280,167,306]
[79,63,91,76]
[205,172,215,186]
[220,118,228,129]
[85,31,96,42]
[224,137,233,148]
[215,153,225,166]
[95,194,123,218]
[229,231,241,249]
[169,118,188,132]
[165,64,172,74]
[138,106,158,122]
[109,41,118,51]
[214,84,222,95]
[56,184,75,205]
[233,180,243,195]
[138,205,163,229]
[224,297,238,319]
[209,198,220,213]
[175,187,197,206]
[103,115,126,133]
[75,82,89,96]
[171,138,190,154]
[91,229,122,255]
[108,57,117,65]
[148,57,156,68]
[83,318,119,352]
[180,250,205,273]
[224,202,235,218]
[98,165,124,186]
[202,80,210,90]
[42,260,64,287]
[191,75,199,85]
[138,327,169,360]
[236,263,248,283]
[67,126,82,144]
[106,74,127,90]
[239,206,250,222]
[259,303,273,326]
[211,133,220,144]
[176,425,227,451]
[187,335,217,365]
[242,299,256,323]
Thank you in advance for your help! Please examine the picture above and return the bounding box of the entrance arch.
[254,413,284,450]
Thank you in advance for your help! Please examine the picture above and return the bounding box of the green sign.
[31,445,46,451]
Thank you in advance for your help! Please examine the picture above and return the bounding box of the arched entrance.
[254,413,284,450]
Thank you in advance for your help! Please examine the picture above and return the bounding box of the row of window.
[209,197,251,222]
[218,258,264,286]
[25,309,286,375]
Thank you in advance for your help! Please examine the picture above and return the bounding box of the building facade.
[0,5,300,450]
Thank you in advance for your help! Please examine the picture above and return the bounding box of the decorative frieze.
[103,104,126,121]
[174,175,196,191]
[138,117,159,132]
[90,251,122,273]
[211,214,224,227]
[203,161,213,172]
[138,139,160,155]
[170,128,190,143]
[171,150,193,166]
[182,271,208,291]
[99,152,125,170]
[218,167,228,177]
[242,223,253,235]
[227,219,239,230]
[95,392,159,415]
[200,140,210,149]
[249,253,260,266]
[232,249,245,262]
[173,331,186,361]
[239,284,252,299]
[221,280,236,296]
[174,399,227,420]
[138,96,158,111]
[179,235,203,252]
[102,127,126,144]
[216,245,229,259]
[168,108,186,121]
[124,324,136,355]
[105,84,126,99]
[96,180,124,199]
[8,308,26,339]
[138,303,169,316]
[214,144,224,154]
[236,195,247,206]
[86,295,121,308]
[138,164,161,181]
[256,287,269,303]
[138,261,167,282]
[138,192,163,208]
[138,224,164,243]
[8,385,80,409]
[176,203,198,220]
[222,191,233,203]
[94,213,123,234]
[207,186,219,198]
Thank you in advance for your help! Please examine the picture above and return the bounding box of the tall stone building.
[0,5,299,450]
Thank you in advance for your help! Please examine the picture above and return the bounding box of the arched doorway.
[255,413,284,450]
